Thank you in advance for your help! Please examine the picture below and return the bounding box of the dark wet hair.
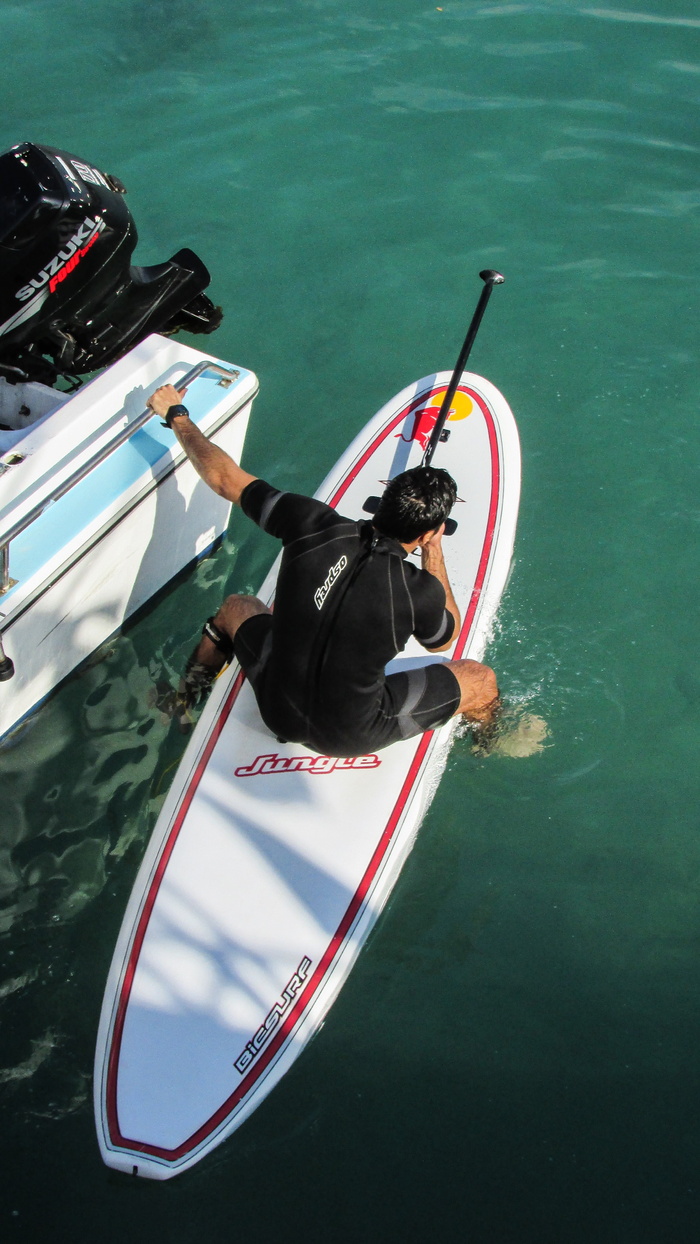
[374,466,458,543]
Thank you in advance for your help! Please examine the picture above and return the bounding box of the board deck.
[94,369,521,1179]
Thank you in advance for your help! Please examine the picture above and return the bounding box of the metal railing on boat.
[0,360,239,599]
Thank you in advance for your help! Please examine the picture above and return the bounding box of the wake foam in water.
[473,609,626,774]
[455,703,552,759]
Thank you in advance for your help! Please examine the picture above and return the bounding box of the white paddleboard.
[94,369,520,1179]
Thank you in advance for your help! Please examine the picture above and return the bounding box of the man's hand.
[420,523,447,576]
[420,521,445,554]
[423,523,446,548]
[146,382,257,505]
[147,384,188,419]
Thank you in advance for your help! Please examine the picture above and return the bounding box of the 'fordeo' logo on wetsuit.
[314,555,347,610]
[235,752,381,777]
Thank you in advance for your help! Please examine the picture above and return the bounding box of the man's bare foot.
[471,708,550,758]
[148,660,220,734]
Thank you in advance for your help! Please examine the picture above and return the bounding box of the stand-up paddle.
[423,269,505,468]
[94,275,520,1180]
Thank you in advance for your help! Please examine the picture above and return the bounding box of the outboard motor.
[0,142,222,387]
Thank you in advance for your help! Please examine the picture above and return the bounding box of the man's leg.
[189,594,270,676]
[156,595,270,729]
[444,658,500,726]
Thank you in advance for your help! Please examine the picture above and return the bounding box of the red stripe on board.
[105,670,246,1140]
[105,384,500,1164]
[453,395,500,660]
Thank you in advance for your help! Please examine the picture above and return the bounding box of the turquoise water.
[2,1,700,1238]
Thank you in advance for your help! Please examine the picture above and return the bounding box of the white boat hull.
[0,334,257,741]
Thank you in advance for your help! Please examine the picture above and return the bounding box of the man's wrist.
[422,547,443,572]
[162,404,191,429]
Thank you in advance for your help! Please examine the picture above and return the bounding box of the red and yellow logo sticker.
[398,388,473,450]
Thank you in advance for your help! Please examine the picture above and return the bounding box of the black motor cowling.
[0,142,222,387]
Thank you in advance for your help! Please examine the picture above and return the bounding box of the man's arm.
[420,526,461,651]
[146,384,257,505]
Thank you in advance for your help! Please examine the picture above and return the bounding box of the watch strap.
[162,403,190,429]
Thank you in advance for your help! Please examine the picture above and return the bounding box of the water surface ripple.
[1,1,699,1239]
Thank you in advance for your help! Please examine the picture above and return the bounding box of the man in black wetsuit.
[147,384,500,755]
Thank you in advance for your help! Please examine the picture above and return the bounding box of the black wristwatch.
[162,403,190,429]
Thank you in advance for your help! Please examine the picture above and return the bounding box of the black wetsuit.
[233,479,461,757]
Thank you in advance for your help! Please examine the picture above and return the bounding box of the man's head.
[373,466,458,544]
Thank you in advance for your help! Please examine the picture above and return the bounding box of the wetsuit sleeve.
[240,478,336,542]
[412,569,456,651]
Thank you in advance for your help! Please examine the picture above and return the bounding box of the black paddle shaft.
[422,269,505,468]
